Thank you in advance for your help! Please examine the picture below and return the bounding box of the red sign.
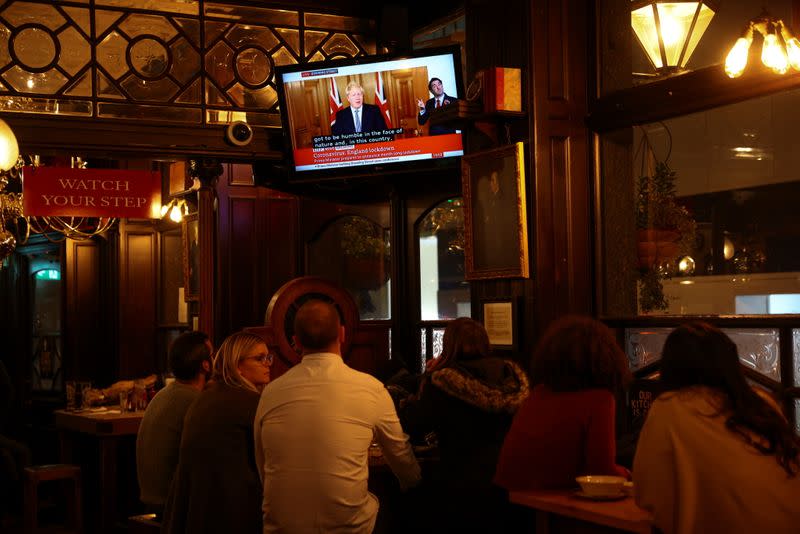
[22,166,161,219]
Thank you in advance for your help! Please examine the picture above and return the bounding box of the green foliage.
[340,217,388,259]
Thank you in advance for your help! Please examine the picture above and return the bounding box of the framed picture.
[182,213,199,301]
[482,299,518,350]
[462,142,529,280]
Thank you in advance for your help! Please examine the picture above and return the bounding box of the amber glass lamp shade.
[0,118,19,172]
[631,1,716,73]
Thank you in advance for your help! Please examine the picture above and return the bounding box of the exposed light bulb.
[169,204,182,223]
[160,201,171,217]
[723,237,735,260]
[784,37,800,70]
[659,12,681,48]
[761,33,789,74]
[0,118,19,172]
[725,37,751,78]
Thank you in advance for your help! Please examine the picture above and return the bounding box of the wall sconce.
[631,1,717,75]
[160,197,190,223]
[725,10,800,78]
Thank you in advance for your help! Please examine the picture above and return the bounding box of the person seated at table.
[161,331,272,534]
[400,317,529,533]
[633,322,800,534]
[136,331,212,518]
[494,315,631,491]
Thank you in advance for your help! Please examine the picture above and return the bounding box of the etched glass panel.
[95,10,125,37]
[61,7,91,35]
[13,27,56,70]
[205,80,229,106]
[204,21,229,45]
[169,39,200,84]
[226,25,277,50]
[98,101,201,122]
[129,38,169,79]
[5,67,67,93]
[205,41,234,88]
[121,74,178,101]
[97,31,129,79]
[3,3,66,29]
[275,28,299,56]
[235,47,271,87]
[432,328,445,358]
[351,35,376,55]
[304,30,327,56]
[243,85,277,109]
[322,34,359,57]
[63,71,91,96]
[271,47,296,67]
[204,4,297,26]
[722,328,780,381]
[304,13,374,33]
[173,18,200,46]
[97,71,124,98]
[625,327,671,371]
[308,51,326,63]
[175,78,200,103]
[0,26,11,67]
[0,96,91,115]
[420,328,427,360]
[57,27,91,76]
[119,14,178,41]
[205,110,279,126]
[96,0,198,16]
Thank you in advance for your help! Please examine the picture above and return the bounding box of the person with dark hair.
[400,317,529,532]
[163,331,272,534]
[254,299,420,534]
[416,77,459,135]
[136,331,212,516]
[494,315,631,490]
[633,322,800,534]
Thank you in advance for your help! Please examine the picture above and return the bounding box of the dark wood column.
[529,0,593,327]
[189,159,223,342]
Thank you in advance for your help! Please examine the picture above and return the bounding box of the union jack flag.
[329,78,343,127]
[374,71,393,128]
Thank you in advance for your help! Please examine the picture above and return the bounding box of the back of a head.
[438,317,490,369]
[660,321,745,395]
[294,300,341,353]
[531,315,630,392]
[169,331,211,381]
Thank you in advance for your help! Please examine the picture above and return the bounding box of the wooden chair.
[23,464,82,533]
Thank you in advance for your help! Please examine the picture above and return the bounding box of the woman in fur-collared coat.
[400,318,529,533]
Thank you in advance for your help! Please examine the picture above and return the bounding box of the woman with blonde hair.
[162,331,272,534]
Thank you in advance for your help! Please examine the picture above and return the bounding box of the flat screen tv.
[275,46,464,179]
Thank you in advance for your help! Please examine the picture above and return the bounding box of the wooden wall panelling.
[529,0,593,331]
[117,220,159,380]
[217,164,300,340]
[65,238,115,384]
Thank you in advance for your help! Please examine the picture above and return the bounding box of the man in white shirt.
[254,299,420,533]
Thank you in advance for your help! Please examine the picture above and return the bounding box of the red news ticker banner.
[294,134,463,168]
[22,166,161,219]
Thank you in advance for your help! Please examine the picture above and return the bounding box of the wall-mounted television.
[275,46,464,179]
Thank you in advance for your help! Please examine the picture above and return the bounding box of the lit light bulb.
[169,204,182,222]
[784,37,800,70]
[0,118,19,172]
[659,12,681,48]
[761,33,789,74]
[160,201,171,217]
[723,237,735,260]
[725,37,751,78]
[677,256,696,276]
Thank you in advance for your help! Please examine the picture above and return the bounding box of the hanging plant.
[635,126,697,313]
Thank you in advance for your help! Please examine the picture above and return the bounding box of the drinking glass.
[78,381,91,409]
[65,381,76,411]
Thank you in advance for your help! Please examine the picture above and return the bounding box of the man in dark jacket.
[416,77,459,135]
[331,81,387,136]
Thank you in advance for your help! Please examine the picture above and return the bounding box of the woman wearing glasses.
[163,331,273,534]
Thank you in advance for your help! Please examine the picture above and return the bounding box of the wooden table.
[54,409,144,533]
[509,490,654,534]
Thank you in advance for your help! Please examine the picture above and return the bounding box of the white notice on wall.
[483,302,513,346]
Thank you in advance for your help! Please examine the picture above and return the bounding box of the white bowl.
[575,475,626,497]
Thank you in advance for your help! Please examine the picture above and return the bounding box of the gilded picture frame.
[462,142,529,280]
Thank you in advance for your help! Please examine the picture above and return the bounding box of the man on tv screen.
[331,81,387,136]
[417,77,459,135]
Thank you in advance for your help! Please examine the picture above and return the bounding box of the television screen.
[276,46,464,177]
